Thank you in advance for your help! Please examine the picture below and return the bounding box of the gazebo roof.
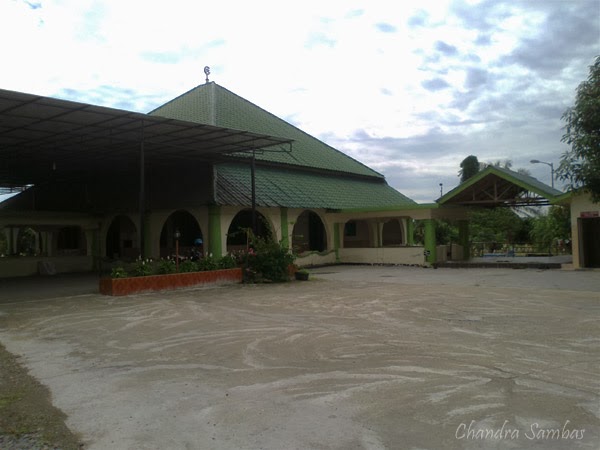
[438,166,563,207]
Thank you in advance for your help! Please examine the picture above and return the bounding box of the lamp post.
[174,228,181,272]
[530,159,555,189]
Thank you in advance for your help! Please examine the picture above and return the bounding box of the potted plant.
[294,268,309,281]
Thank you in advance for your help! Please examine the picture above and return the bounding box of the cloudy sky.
[1,0,598,202]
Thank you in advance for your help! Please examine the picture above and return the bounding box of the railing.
[470,242,572,257]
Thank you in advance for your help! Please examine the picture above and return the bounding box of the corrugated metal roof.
[0,88,292,191]
[216,163,415,209]
[150,82,384,179]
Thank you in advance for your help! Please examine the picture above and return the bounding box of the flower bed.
[99,268,242,296]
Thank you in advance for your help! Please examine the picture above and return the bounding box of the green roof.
[150,83,383,179]
[215,163,415,209]
[438,165,563,205]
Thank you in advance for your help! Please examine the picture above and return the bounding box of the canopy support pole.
[139,125,146,259]
[251,148,257,236]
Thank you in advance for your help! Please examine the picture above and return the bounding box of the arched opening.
[227,209,272,252]
[343,220,371,248]
[160,210,203,258]
[56,226,86,255]
[382,220,403,247]
[292,210,327,253]
[106,215,137,260]
[18,227,41,256]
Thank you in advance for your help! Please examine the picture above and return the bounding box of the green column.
[424,219,437,264]
[458,219,470,260]
[280,208,289,248]
[406,219,415,245]
[208,205,222,257]
[333,222,341,263]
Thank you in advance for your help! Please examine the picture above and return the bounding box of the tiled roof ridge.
[147,83,212,116]
[211,83,385,179]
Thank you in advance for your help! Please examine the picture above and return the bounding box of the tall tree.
[557,56,600,201]
[459,155,480,182]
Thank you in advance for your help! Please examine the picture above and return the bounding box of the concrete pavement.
[0,266,598,449]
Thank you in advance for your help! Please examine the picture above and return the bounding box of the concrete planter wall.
[99,268,242,296]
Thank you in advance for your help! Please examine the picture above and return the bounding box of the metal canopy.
[0,88,293,192]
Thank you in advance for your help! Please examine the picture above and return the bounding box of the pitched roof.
[438,165,563,206]
[215,163,415,209]
[150,82,384,179]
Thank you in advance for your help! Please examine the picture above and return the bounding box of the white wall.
[295,251,337,267]
[338,247,424,265]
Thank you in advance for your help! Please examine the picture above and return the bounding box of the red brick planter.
[99,268,242,296]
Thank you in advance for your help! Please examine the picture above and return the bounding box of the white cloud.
[0,0,597,203]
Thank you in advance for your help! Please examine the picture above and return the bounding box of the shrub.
[157,258,176,274]
[179,259,198,273]
[133,258,154,277]
[197,254,219,271]
[243,233,295,283]
[218,253,238,269]
[111,267,128,278]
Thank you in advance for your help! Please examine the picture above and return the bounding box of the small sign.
[580,211,599,218]
[424,250,431,256]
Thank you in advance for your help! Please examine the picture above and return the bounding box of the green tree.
[459,155,480,182]
[557,56,600,201]
[529,206,571,254]
[414,220,459,246]
[469,208,526,251]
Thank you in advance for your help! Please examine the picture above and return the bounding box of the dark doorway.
[160,210,203,258]
[293,211,326,253]
[579,217,600,268]
[382,220,403,246]
[227,209,272,251]
[106,216,137,260]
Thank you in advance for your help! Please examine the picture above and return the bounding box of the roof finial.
[204,66,211,84]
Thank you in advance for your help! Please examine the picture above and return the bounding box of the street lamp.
[530,159,555,189]
[174,228,181,272]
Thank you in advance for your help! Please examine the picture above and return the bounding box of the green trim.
[550,191,574,204]
[208,205,222,257]
[341,203,438,214]
[424,219,436,264]
[280,207,289,248]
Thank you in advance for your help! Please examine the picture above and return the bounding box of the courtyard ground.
[0,266,598,449]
